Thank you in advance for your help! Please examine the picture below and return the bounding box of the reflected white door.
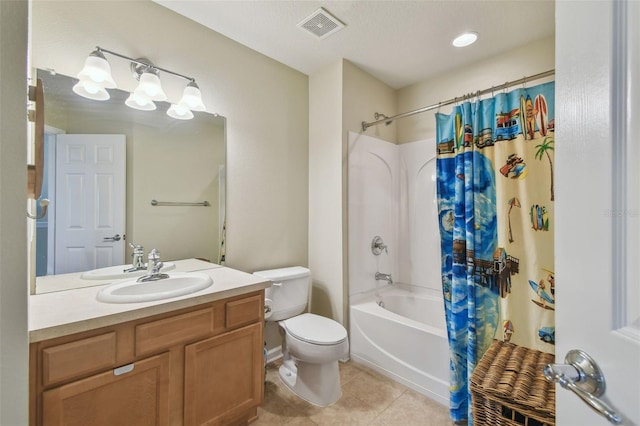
[556,1,640,425]
[54,134,126,274]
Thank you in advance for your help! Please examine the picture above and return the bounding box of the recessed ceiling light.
[452,32,478,48]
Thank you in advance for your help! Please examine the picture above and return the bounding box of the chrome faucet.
[137,249,170,282]
[124,242,146,273]
[375,272,393,285]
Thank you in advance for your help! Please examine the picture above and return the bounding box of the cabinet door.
[42,353,170,426]
[184,323,263,426]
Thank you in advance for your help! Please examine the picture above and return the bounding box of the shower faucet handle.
[371,236,388,255]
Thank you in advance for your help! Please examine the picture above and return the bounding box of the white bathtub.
[349,285,450,406]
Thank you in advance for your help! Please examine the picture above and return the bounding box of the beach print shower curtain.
[436,82,555,423]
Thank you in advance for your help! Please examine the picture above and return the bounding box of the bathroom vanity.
[29,261,271,426]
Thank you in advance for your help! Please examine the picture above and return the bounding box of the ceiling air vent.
[297,7,345,40]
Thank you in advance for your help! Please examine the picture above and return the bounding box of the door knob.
[544,349,621,424]
[103,234,121,242]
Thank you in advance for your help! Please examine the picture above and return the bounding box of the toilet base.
[278,358,342,407]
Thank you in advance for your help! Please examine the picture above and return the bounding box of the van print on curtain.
[436,82,555,424]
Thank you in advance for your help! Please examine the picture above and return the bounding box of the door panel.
[54,134,125,274]
[556,1,640,424]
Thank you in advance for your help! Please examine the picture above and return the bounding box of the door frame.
[42,125,64,275]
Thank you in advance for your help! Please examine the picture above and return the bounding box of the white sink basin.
[96,272,213,303]
[80,262,176,280]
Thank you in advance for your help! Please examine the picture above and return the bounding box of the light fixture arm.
[95,46,196,83]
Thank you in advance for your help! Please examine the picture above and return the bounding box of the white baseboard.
[266,346,282,364]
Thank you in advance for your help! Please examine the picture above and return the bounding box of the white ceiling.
[154,0,555,89]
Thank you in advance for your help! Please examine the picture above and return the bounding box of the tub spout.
[375,272,393,285]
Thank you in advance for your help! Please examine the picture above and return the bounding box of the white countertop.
[29,259,271,342]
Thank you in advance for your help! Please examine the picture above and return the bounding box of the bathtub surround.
[436,81,555,423]
[348,133,441,296]
[348,133,448,404]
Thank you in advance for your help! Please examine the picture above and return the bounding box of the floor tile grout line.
[260,360,451,426]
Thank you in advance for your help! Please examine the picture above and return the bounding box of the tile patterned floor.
[254,360,455,426]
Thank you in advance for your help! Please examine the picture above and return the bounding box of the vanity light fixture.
[72,78,111,101]
[178,81,206,111]
[452,32,478,48]
[125,92,157,111]
[73,46,206,119]
[75,49,117,88]
[167,103,194,120]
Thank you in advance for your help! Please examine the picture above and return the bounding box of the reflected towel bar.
[151,200,210,207]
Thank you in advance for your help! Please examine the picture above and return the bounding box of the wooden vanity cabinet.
[30,291,264,426]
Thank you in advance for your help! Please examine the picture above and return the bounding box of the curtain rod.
[361,69,555,131]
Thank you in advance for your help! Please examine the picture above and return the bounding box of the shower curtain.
[436,82,555,423]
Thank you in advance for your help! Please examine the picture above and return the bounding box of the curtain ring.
[523,76,527,89]
[503,81,509,93]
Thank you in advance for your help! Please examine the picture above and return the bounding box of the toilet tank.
[253,266,311,321]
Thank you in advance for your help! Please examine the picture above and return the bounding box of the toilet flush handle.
[272,282,282,287]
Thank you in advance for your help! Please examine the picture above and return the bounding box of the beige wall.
[397,36,555,143]
[343,60,397,144]
[308,61,343,321]
[30,0,309,274]
[308,60,396,325]
[0,1,29,423]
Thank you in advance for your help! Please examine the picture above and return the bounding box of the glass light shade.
[135,71,167,101]
[125,92,156,111]
[452,32,478,48]
[77,52,116,89]
[179,82,206,111]
[72,79,110,101]
[167,103,194,120]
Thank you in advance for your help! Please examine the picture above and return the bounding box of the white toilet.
[253,266,349,407]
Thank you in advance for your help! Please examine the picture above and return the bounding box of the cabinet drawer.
[42,332,117,387]
[226,294,262,329]
[135,307,214,356]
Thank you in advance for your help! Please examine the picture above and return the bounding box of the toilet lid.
[283,313,347,345]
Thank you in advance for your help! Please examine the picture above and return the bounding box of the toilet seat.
[283,313,347,346]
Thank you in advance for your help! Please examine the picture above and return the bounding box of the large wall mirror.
[32,69,226,294]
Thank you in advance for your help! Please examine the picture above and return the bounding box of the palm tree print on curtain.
[436,81,555,424]
[536,136,555,201]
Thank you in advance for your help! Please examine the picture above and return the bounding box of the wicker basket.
[470,340,556,426]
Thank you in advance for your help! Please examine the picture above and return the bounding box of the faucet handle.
[151,261,164,274]
[129,242,144,253]
[371,236,388,255]
[147,249,160,271]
